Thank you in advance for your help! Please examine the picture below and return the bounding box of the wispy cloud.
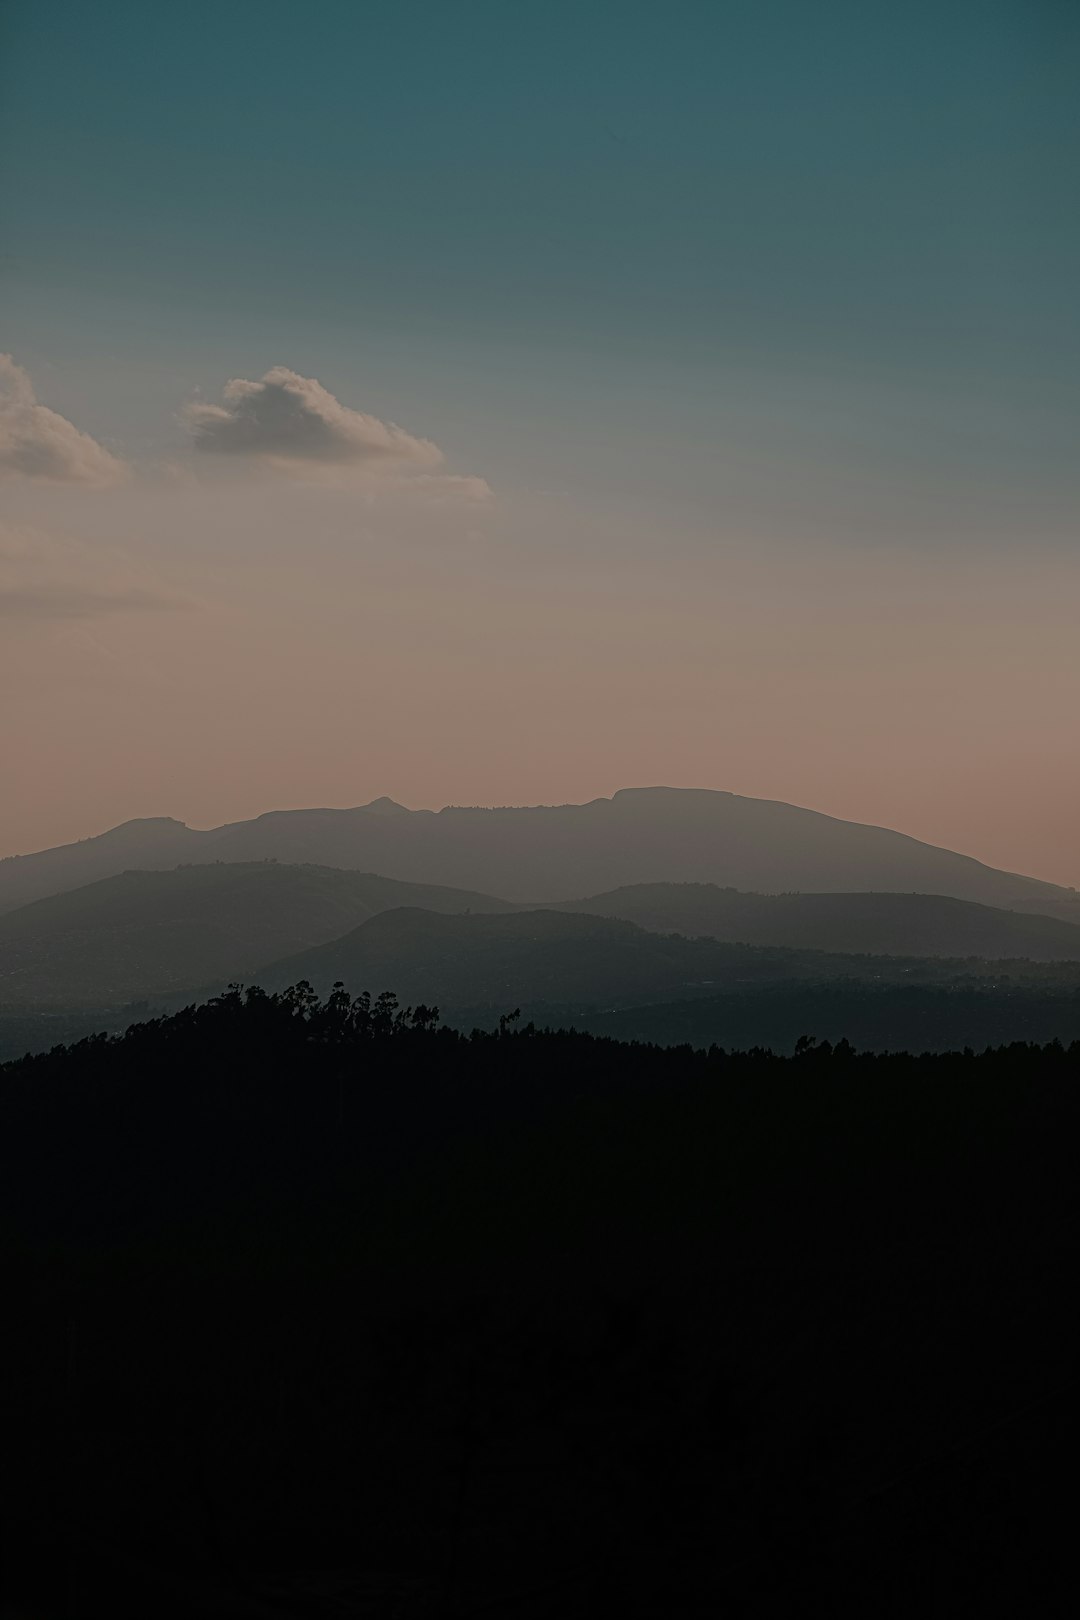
[407,473,494,504]
[0,583,191,620]
[0,520,193,623]
[0,356,128,486]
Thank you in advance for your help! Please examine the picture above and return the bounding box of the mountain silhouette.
[253,907,842,1008]
[0,816,201,913]
[2,787,1076,918]
[253,906,1080,1018]
[567,982,1080,1054]
[4,882,1080,1056]
[545,882,1080,961]
[4,860,1080,1017]
[0,863,514,1007]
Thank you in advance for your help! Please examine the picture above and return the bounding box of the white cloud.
[0,356,128,486]
[184,367,445,469]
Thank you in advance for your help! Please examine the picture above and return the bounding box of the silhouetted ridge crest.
[2,787,1076,918]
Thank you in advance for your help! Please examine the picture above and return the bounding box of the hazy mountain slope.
[199,788,1080,915]
[255,908,721,1008]
[3,787,1077,919]
[571,985,1080,1055]
[4,888,1080,1056]
[549,883,1080,961]
[0,817,207,914]
[0,863,514,1008]
[255,906,1080,1015]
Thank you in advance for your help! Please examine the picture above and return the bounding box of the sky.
[1,0,1078,884]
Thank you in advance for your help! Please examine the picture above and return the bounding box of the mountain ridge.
[544,882,1080,960]
[2,787,1076,919]
[0,863,516,1008]
[249,905,902,1007]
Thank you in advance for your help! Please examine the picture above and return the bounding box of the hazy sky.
[2,0,1078,883]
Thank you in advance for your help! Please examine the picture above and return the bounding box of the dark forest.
[2,985,1076,1615]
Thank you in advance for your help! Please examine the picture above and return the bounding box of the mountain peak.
[359,797,410,817]
[610,786,734,804]
[100,816,189,836]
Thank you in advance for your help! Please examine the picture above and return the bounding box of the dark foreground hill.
[2,988,1076,1616]
[4,786,1077,918]
[548,882,1080,960]
[243,908,1080,1056]
[0,863,514,1008]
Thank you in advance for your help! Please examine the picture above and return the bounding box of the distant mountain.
[0,817,203,913]
[256,907,750,1009]
[255,906,1080,1017]
[3,787,1077,920]
[573,984,1080,1055]
[0,863,514,1008]
[4,885,1080,1057]
[6,855,1080,1018]
[550,883,1080,962]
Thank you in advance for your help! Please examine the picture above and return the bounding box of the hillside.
[6,857,1080,1021]
[3,886,1080,1055]
[3,787,1077,918]
[5,860,1080,1043]
[568,983,1080,1054]
[2,992,1077,1614]
[0,816,204,913]
[0,863,514,1008]
[256,906,1080,1017]
[551,883,1080,961]
[255,907,744,1008]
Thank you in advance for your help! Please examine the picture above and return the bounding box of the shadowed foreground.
[2,986,1076,1616]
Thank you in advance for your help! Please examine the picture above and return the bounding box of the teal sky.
[5,0,1079,510]
[2,1,1079,878]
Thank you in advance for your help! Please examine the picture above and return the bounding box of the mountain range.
[3,788,1079,1059]
[3,787,1077,917]
[255,905,1080,1013]
[546,883,1080,960]
[4,860,1080,1013]
[0,863,513,1008]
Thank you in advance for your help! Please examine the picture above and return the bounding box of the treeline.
[2,987,1077,1616]
[8,977,1080,1077]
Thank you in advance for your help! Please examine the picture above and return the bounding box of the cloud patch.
[184,367,444,469]
[410,473,493,503]
[0,356,127,486]
[0,521,192,623]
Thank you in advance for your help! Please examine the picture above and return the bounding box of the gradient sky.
[2,0,1078,883]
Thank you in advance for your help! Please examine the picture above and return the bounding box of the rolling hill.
[0,863,514,1008]
[574,983,1080,1055]
[3,887,1080,1058]
[255,906,776,1010]
[255,906,1080,1016]
[5,859,1080,1016]
[3,788,1077,919]
[548,883,1080,961]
